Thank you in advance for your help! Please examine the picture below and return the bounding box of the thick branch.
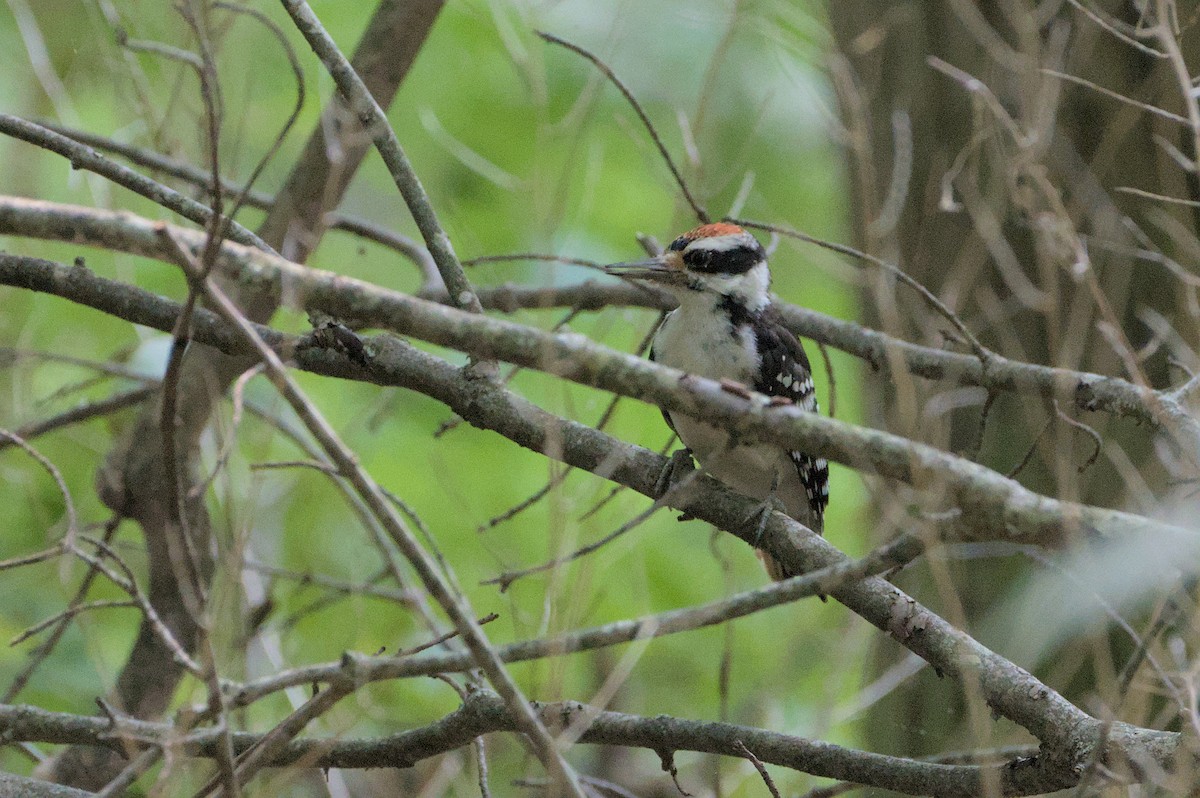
[2,196,1191,444]
[0,691,1081,796]
[0,250,1189,780]
[431,274,1195,440]
[0,772,96,798]
[16,2,445,791]
[0,216,1179,549]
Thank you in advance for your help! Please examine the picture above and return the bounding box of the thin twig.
[734,740,782,798]
[41,121,434,272]
[69,537,203,676]
[0,430,78,547]
[156,225,585,796]
[279,0,485,320]
[95,747,163,798]
[231,532,924,707]
[729,217,991,361]
[3,386,156,449]
[1115,185,1200,207]
[0,114,274,253]
[3,516,122,702]
[10,600,138,646]
[482,465,703,591]
[0,345,148,380]
[1006,416,1053,480]
[1041,68,1190,126]
[1064,0,1167,56]
[536,30,710,224]
[210,1,307,227]
[1051,400,1103,473]
[463,252,604,272]
[1155,0,1200,179]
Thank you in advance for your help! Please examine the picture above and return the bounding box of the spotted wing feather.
[751,312,830,525]
[647,341,677,435]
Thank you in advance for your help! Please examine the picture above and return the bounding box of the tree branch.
[3,195,1191,444]
[0,115,272,254]
[278,0,482,316]
[0,690,1086,796]
[37,121,435,278]
[255,0,444,271]
[154,231,584,796]
[16,2,447,790]
[0,250,1190,783]
[0,220,1179,549]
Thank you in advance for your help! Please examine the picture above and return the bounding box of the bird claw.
[657,448,699,520]
[744,494,787,549]
[656,447,695,497]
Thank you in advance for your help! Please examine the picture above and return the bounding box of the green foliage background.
[0,0,869,793]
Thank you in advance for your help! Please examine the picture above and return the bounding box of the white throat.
[673,261,771,315]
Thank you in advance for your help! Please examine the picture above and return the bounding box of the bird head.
[606,223,770,311]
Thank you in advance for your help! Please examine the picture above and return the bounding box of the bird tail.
[757,511,823,583]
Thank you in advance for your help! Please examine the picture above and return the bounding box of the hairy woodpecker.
[607,223,828,579]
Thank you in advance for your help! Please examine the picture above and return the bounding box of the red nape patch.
[682,222,744,240]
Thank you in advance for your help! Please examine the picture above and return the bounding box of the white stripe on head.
[687,261,771,312]
[684,232,758,254]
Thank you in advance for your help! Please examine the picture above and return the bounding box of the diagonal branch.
[256,0,444,271]
[0,689,1081,796]
[1,250,1190,779]
[278,0,482,316]
[37,121,435,276]
[153,231,585,796]
[0,115,272,254]
[0,223,1179,549]
[22,2,446,791]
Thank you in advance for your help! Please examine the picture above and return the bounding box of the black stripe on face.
[682,243,764,275]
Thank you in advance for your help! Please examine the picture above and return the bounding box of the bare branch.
[2,249,1193,783]
[278,0,482,317]
[39,122,435,274]
[536,30,711,224]
[0,691,1061,795]
[0,115,273,253]
[5,196,1193,442]
[154,230,586,796]
[1,386,156,448]
[0,245,1184,550]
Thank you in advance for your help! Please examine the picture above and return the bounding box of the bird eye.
[683,248,712,268]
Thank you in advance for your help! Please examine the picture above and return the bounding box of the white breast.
[670,411,814,526]
[653,301,759,383]
[652,302,819,531]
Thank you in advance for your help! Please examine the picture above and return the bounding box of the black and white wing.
[751,312,830,525]
[647,339,677,435]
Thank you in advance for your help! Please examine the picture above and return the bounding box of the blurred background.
[0,1,870,795]
[3,0,1199,796]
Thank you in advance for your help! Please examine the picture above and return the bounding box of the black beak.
[604,255,687,285]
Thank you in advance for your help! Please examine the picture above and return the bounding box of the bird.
[607,222,828,579]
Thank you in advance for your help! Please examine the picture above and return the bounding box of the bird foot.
[656,448,697,520]
[744,493,787,549]
[656,448,695,495]
[743,473,784,549]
